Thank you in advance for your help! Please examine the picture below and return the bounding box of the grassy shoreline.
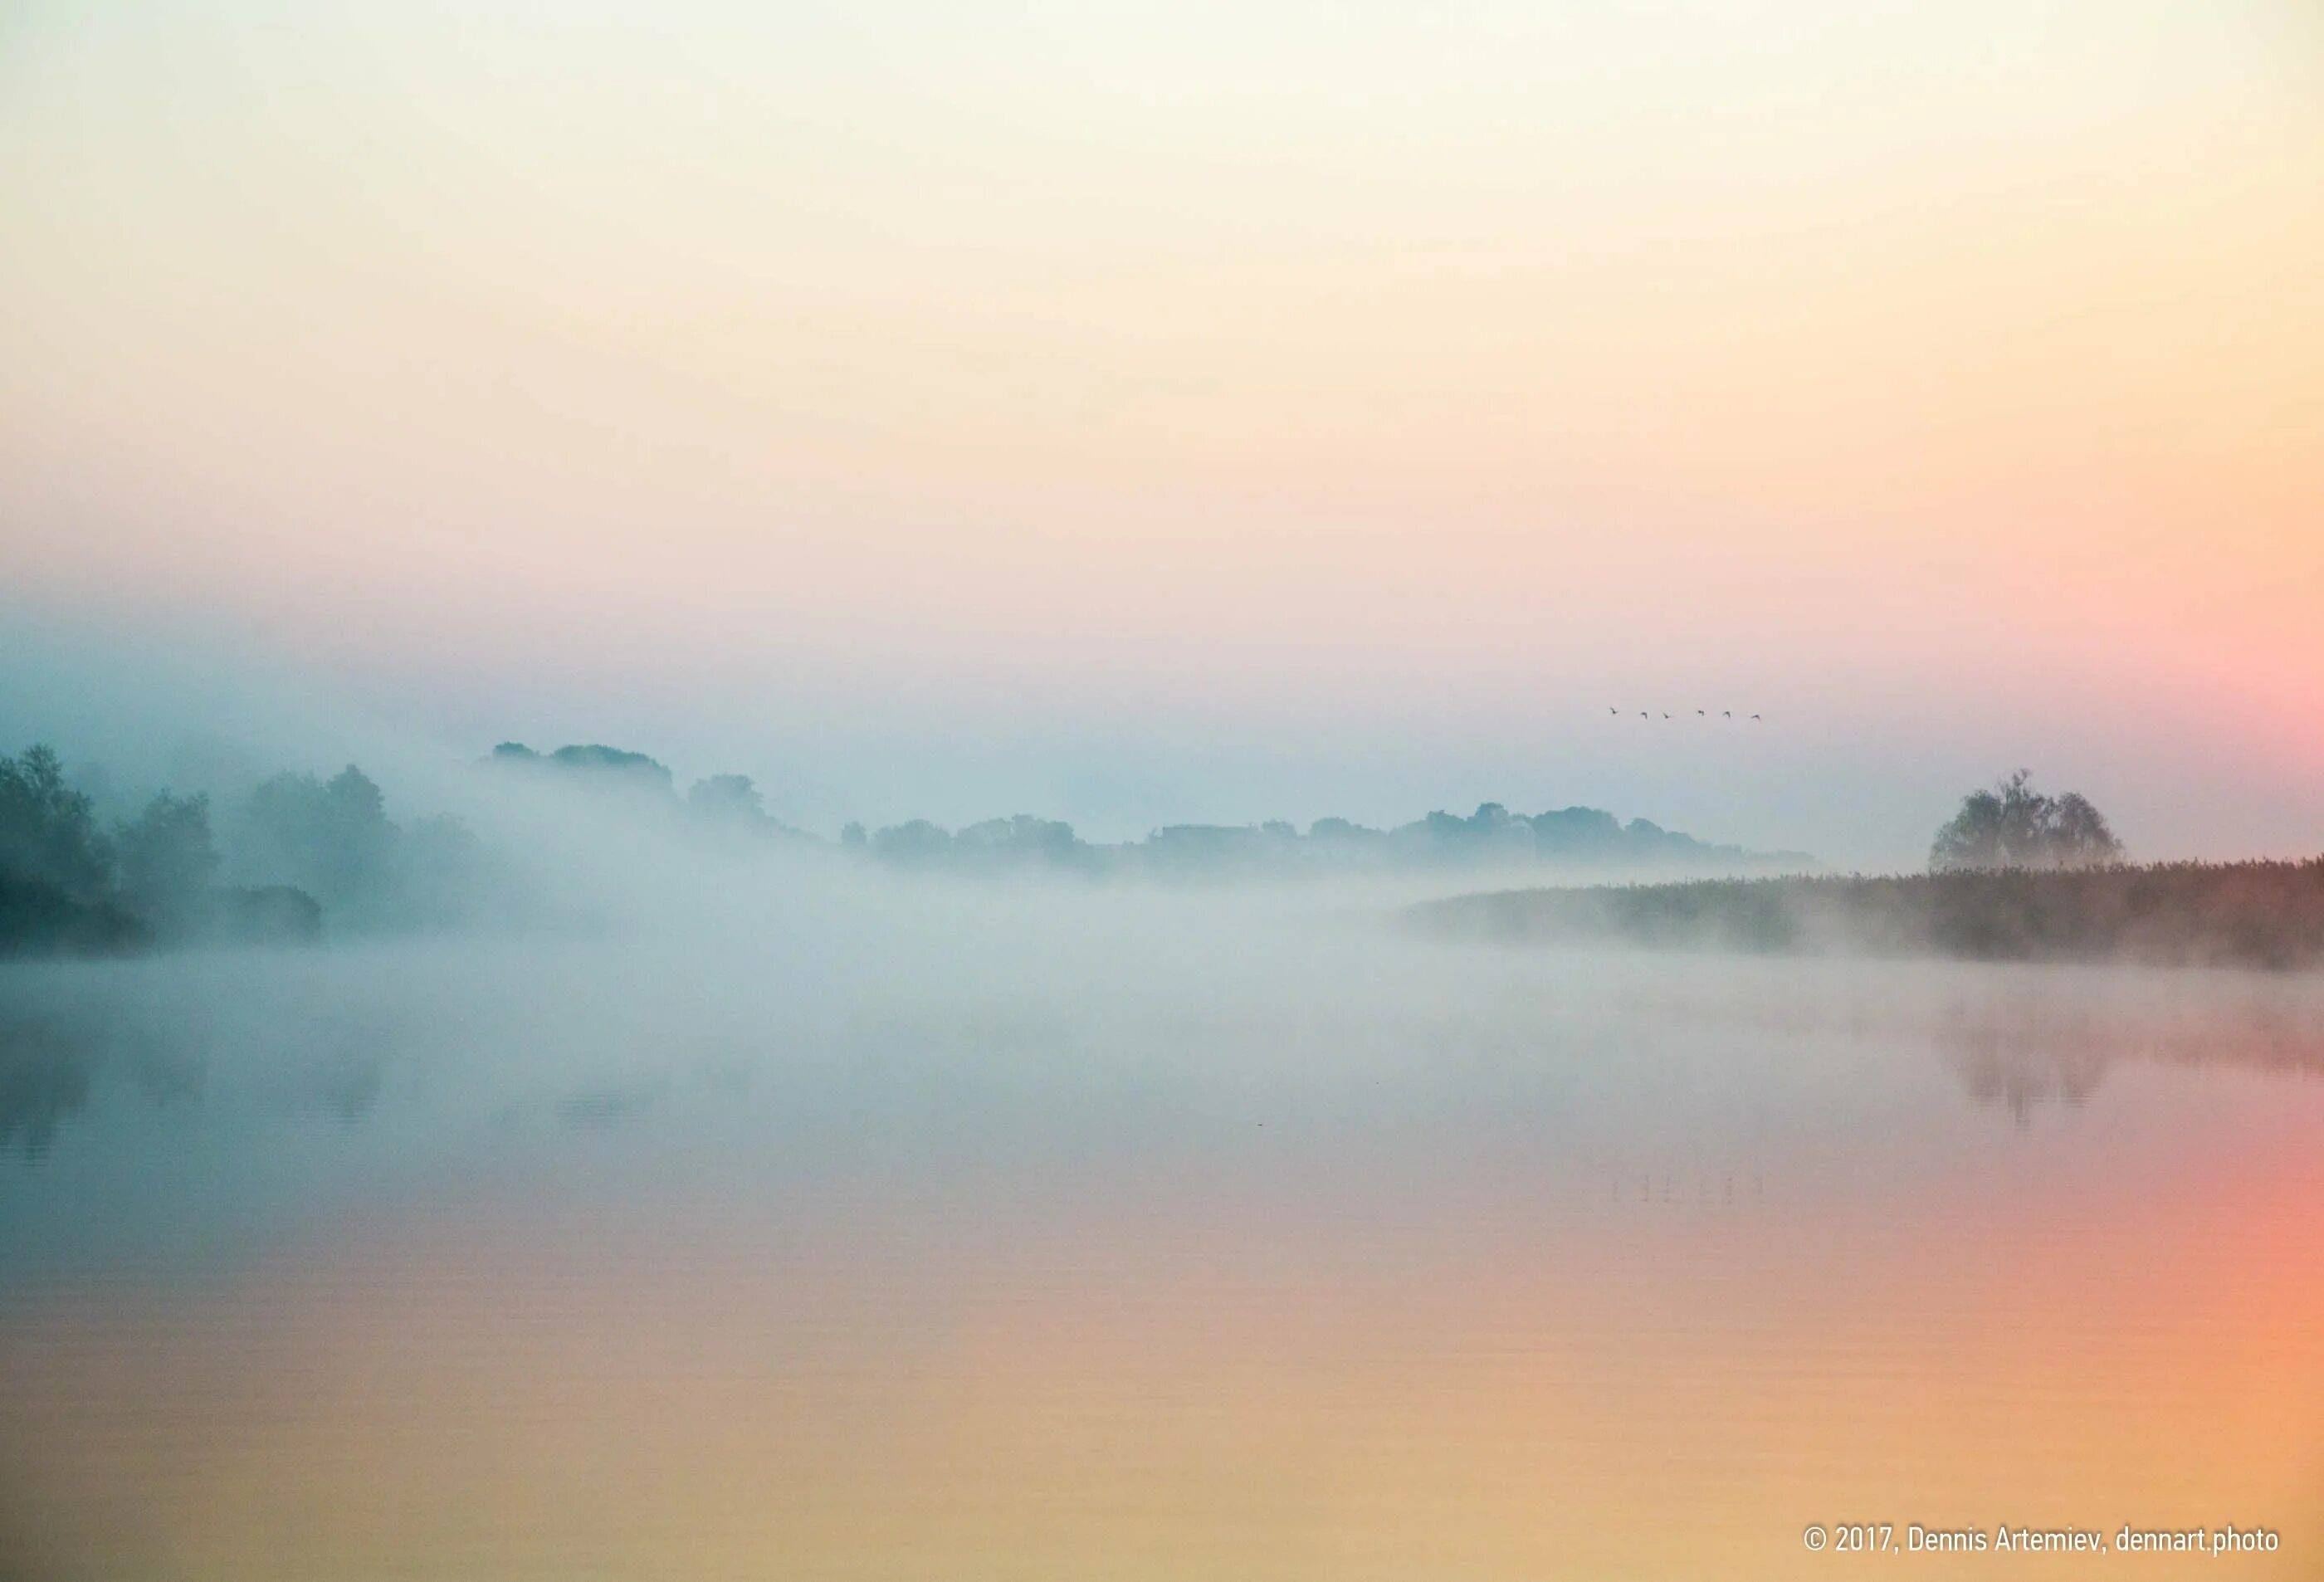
[1408,861,2324,971]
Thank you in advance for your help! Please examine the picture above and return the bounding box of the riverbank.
[1409,861,2324,970]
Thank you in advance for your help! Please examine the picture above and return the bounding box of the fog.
[13,867,2324,1294]
[10,649,2324,1579]
[7,0,2322,1562]
[0,627,1848,1192]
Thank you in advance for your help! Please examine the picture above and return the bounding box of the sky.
[2,0,2320,865]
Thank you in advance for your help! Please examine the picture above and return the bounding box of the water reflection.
[287,1038,386,1124]
[2,943,2322,1580]
[554,1080,663,1129]
[0,1018,92,1160]
[1604,976,2324,1119]
[0,994,393,1160]
[8,955,2324,1164]
[1933,994,2324,1117]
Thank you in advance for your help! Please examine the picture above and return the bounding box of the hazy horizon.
[9,11,2324,1578]
[1,592,2312,874]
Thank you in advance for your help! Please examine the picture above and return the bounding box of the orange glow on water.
[6,1099,2320,1581]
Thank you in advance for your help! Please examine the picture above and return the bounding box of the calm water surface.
[4,900,2321,1580]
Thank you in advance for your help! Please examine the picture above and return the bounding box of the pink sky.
[2,1,2319,862]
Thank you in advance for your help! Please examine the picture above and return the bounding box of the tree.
[1931,786,2008,870]
[1930,770,2124,872]
[871,820,954,864]
[239,764,395,913]
[954,815,1086,867]
[0,745,112,901]
[546,745,675,798]
[115,792,218,930]
[2048,792,2121,864]
[687,774,768,830]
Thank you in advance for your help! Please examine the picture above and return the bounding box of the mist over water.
[6,0,2321,1568]
[2,644,2321,1580]
[4,872,2322,1578]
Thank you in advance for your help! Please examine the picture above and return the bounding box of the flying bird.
[1609,706,1618,715]
[1661,712,1671,720]
[1722,710,1731,718]
[1751,714,1762,721]
[1638,712,1648,720]
[1695,710,1705,716]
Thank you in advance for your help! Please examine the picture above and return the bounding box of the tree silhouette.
[0,745,112,901]
[115,792,219,932]
[1930,770,2123,872]
[687,774,768,829]
[239,765,397,920]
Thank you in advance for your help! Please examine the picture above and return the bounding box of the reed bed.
[1410,860,2324,970]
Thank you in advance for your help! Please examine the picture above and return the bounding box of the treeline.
[1409,862,2324,971]
[487,740,1799,876]
[847,800,1807,877]
[487,742,815,842]
[2,737,817,956]
[3,733,1799,956]
[0,745,486,956]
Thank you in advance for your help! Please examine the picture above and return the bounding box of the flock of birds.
[1612,708,1762,720]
